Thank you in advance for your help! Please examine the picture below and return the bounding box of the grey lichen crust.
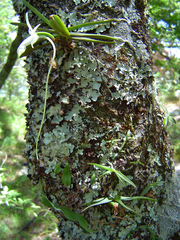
[13,0,180,239]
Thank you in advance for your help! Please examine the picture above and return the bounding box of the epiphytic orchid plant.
[14,0,125,56]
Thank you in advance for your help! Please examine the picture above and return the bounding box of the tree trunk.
[13,0,180,239]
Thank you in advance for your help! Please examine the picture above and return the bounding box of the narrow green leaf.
[89,163,136,187]
[11,22,29,27]
[68,19,120,31]
[140,185,151,196]
[88,163,114,172]
[106,130,131,152]
[37,32,55,39]
[115,171,136,188]
[22,0,50,25]
[98,170,112,179]
[70,32,118,41]
[128,225,161,239]
[41,195,54,208]
[82,198,112,212]
[170,116,177,124]
[119,130,131,152]
[115,198,140,216]
[163,116,176,129]
[120,196,157,202]
[71,37,115,44]
[62,162,71,185]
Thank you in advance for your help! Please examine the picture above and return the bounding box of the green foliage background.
[149,0,180,162]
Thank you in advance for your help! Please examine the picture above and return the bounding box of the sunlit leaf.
[0,168,6,171]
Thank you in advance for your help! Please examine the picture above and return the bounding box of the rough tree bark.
[13,0,180,239]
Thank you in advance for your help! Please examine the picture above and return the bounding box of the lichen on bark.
[12,0,180,239]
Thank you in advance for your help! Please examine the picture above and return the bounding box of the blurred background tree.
[0,0,179,239]
[0,0,27,157]
[149,0,180,162]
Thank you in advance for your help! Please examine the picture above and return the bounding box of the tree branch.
[0,26,23,89]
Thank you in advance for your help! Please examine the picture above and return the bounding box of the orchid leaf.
[83,194,157,216]
[82,198,113,212]
[115,198,140,216]
[98,170,112,179]
[70,32,118,41]
[71,37,115,44]
[88,163,136,187]
[49,15,71,39]
[68,19,120,31]
[41,195,93,232]
[88,163,113,171]
[120,196,157,202]
[115,170,136,188]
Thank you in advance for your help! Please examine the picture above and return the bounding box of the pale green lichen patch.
[147,144,162,166]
